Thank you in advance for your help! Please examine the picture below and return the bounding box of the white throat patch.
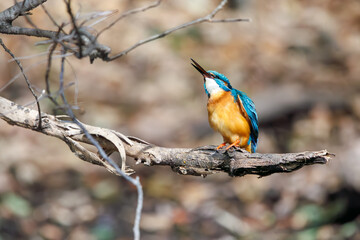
[205,77,222,95]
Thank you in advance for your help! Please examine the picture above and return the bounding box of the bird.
[191,58,258,153]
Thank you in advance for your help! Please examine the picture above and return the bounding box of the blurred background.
[0,0,360,239]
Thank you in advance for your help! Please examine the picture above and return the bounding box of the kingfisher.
[191,58,258,153]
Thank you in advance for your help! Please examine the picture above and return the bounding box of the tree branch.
[0,0,60,38]
[0,0,47,22]
[96,0,162,39]
[0,96,333,178]
[0,0,249,63]
[0,37,42,129]
[105,0,249,61]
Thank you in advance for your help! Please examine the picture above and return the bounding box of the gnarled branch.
[0,96,333,177]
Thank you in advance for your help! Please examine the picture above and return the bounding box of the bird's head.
[191,58,232,97]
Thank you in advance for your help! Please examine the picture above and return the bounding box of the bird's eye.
[210,73,215,77]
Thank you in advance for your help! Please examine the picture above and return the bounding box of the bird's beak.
[191,58,212,79]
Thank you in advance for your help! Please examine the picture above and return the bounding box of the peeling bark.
[0,96,333,177]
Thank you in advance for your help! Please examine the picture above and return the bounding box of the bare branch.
[0,0,61,38]
[79,10,117,28]
[0,96,333,178]
[0,1,253,238]
[0,38,42,129]
[44,26,65,106]
[105,0,249,61]
[0,0,248,63]
[64,0,83,58]
[56,49,142,240]
[210,18,251,23]
[0,24,60,38]
[40,3,67,35]
[96,0,162,39]
[0,0,47,22]
[7,49,59,61]
[0,0,110,62]
[208,0,230,18]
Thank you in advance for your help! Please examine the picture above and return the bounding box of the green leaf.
[1,193,32,218]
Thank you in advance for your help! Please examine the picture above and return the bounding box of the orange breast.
[207,91,251,148]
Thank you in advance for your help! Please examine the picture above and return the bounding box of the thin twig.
[45,42,59,106]
[64,59,79,107]
[0,37,42,129]
[0,0,248,63]
[23,89,46,108]
[64,0,83,58]
[58,48,143,240]
[13,0,39,29]
[79,10,118,28]
[0,52,74,93]
[59,48,67,102]
[45,26,65,106]
[96,0,162,40]
[0,59,47,92]
[106,0,249,61]
[7,50,59,62]
[41,3,67,35]
[208,0,228,18]
[210,18,251,23]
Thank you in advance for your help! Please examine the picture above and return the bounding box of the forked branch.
[0,96,333,178]
[105,0,249,61]
[0,0,249,62]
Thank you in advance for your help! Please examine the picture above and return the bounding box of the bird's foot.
[216,142,227,150]
[225,139,241,150]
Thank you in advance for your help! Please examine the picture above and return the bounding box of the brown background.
[0,0,359,239]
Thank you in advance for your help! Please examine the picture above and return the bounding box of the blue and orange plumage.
[191,59,258,153]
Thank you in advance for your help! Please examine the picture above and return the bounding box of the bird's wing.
[232,90,259,152]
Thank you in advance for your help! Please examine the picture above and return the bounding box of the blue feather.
[204,71,231,97]
[203,82,210,97]
[231,89,259,153]
[203,71,232,96]
[204,68,258,152]
[208,70,233,89]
